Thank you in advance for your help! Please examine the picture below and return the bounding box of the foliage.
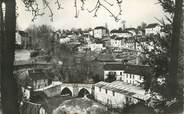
[158,0,175,14]
[26,24,54,54]
[135,1,183,113]
[136,21,183,114]
[105,72,116,83]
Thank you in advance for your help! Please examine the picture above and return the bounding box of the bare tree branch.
[87,0,122,21]
[55,0,63,10]
[22,0,123,22]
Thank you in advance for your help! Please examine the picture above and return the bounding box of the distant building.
[28,69,52,90]
[145,23,161,36]
[17,68,53,100]
[94,26,108,39]
[59,37,71,44]
[137,29,145,36]
[110,35,136,50]
[16,30,32,49]
[124,37,136,50]
[21,86,32,100]
[20,69,52,90]
[103,64,151,86]
[110,36,126,48]
[94,81,151,109]
[83,29,93,37]
[88,43,105,51]
[135,37,154,52]
[110,29,132,38]
[124,28,137,36]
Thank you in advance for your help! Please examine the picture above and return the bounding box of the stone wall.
[43,84,61,97]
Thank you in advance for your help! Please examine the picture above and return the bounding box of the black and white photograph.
[0,0,183,114]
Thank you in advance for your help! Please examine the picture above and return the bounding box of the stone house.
[110,36,126,48]
[94,26,109,39]
[124,28,137,36]
[28,69,52,90]
[110,29,133,38]
[124,37,136,50]
[145,23,161,36]
[103,64,151,86]
[135,36,154,52]
[16,30,32,49]
[94,81,151,109]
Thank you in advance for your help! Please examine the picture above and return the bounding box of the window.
[120,72,122,75]
[139,76,142,80]
[99,87,101,92]
[109,72,116,75]
[130,74,131,79]
[120,77,122,81]
[112,91,115,96]
[133,75,134,79]
[105,89,108,94]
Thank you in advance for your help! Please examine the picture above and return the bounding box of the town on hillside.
[13,20,182,114]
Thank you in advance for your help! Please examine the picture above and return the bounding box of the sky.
[16,0,165,30]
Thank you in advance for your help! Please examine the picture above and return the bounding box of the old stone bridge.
[33,82,94,98]
[60,83,93,97]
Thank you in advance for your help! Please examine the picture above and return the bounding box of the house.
[59,37,71,44]
[83,29,94,37]
[16,68,53,100]
[110,29,132,38]
[27,69,52,90]
[110,34,136,50]
[94,26,108,39]
[88,43,105,51]
[21,86,32,100]
[124,28,137,36]
[135,36,154,52]
[110,36,126,48]
[124,37,136,50]
[145,23,161,36]
[103,64,151,86]
[16,30,32,49]
[94,81,151,109]
[137,29,145,36]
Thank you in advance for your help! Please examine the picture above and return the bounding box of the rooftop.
[103,64,151,76]
[110,29,132,34]
[94,26,107,30]
[146,23,160,28]
[18,31,29,37]
[124,28,137,31]
[95,81,151,101]
[115,37,125,40]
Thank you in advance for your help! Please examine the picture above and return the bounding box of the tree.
[26,24,54,51]
[105,72,116,83]
[0,0,19,114]
[169,0,183,98]
[158,0,183,99]
[135,0,183,112]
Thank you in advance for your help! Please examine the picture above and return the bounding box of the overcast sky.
[16,0,165,30]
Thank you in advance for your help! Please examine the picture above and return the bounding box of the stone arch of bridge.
[77,88,91,97]
[60,87,73,96]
